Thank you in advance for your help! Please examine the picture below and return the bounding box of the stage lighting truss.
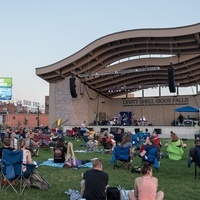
[78,66,160,78]
[107,83,169,93]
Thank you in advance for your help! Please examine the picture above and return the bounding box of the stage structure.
[36,23,200,128]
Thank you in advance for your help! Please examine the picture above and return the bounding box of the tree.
[17,119,22,128]
[23,117,28,127]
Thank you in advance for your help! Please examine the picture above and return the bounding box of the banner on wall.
[0,77,12,100]
[122,96,189,106]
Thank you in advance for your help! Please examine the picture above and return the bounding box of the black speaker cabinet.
[154,128,162,134]
[69,77,77,98]
[168,68,176,93]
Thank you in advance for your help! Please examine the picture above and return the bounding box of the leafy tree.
[17,119,22,128]
[23,117,28,127]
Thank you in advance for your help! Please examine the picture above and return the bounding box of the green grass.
[1,138,199,200]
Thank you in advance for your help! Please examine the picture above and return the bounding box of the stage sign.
[0,77,12,100]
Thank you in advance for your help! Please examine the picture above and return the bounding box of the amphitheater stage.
[64,125,200,140]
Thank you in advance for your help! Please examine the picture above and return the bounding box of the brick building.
[0,101,49,129]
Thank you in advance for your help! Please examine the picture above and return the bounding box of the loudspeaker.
[168,68,176,93]
[69,77,77,98]
[154,128,162,134]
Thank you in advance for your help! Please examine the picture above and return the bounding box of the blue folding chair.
[142,147,160,170]
[0,149,36,195]
[137,131,144,146]
[131,134,139,149]
[112,145,131,170]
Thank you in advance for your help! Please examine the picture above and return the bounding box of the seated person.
[151,131,162,158]
[139,136,159,169]
[151,131,162,150]
[10,132,18,150]
[166,132,186,160]
[187,138,200,168]
[0,138,15,159]
[83,129,91,143]
[109,134,116,151]
[49,132,59,148]
[128,162,164,200]
[113,128,123,144]
[143,128,151,140]
[17,138,35,177]
[25,131,40,156]
[99,131,114,152]
[86,135,98,152]
[81,159,108,200]
[64,142,91,168]
[54,137,67,163]
[120,133,134,157]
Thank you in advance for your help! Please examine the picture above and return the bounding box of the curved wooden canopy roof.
[36,23,200,98]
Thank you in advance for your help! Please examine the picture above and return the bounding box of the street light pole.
[37,106,40,127]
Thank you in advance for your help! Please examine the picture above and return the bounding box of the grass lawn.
[0,137,199,200]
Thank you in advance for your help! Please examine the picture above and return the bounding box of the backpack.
[30,170,51,190]
[107,187,120,200]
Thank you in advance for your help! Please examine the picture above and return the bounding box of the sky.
[1,0,200,106]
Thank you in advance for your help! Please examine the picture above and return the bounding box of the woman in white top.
[17,138,34,177]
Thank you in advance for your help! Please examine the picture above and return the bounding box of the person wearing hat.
[187,138,200,168]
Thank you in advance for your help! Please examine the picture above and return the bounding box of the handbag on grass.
[107,185,130,200]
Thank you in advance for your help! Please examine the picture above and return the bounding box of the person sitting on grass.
[54,137,68,163]
[86,135,98,152]
[81,159,108,200]
[165,131,186,160]
[25,130,40,157]
[64,142,92,168]
[128,162,164,200]
[99,131,114,153]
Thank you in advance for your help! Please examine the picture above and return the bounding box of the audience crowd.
[0,124,193,200]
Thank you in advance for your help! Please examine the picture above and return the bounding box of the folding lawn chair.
[142,146,160,170]
[113,145,131,170]
[0,149,36,195]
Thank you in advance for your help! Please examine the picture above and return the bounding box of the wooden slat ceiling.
[36,23,200,98]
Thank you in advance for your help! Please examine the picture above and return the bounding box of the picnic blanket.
[40,158,64,168]
[40,158,93,168]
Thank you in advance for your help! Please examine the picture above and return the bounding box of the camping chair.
[131,134,139,150]
[166,141,184,160]
[194,145,200,179]
[0,149,36,195]
[142,146,160,170]
[137,131,144,146]
[112,145,131,170]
